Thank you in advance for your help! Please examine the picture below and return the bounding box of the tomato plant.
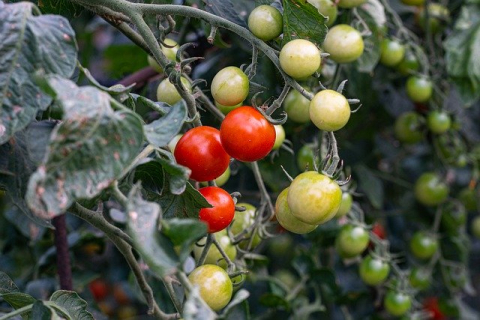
[359,255,390,286]
[414,172,449,206]
[335,224,369,258]
[410,231,439,260]
[309,89,351,131]
[193,229,237,268]
[220,106,276,162]
[174,126,230,182]
[211,66,249,107]
[198,186,235,233]
[248,5,283,41]
[275,188,318,234]
[380,38,406,67]
[322,24,364,63]
[279,39,321,80]
[384,290,412,316]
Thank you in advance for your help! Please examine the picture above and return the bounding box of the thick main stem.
[53,214,73,290]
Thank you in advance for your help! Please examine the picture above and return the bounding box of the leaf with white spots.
[26,75,144,219]
[0,2,77,145]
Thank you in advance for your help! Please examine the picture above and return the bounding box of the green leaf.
[144,101,188,148]
[282,0,327,47]
[0,2,77,144]
[221,289,250,317]
[259,293,290,309]
[135,158,190,195]
[354,164,384,209]
[26,75,144,219]
[183,285,217,320]
[5,206,46,241]
[26,121,57,165]
[161,218,207,261]
[0,271,19,294]
[104,44,150,79]
[127,184,180,278]
[157,158,191,195]
[38,0,84,18]
[202,0,247,28]
[444,4,480,105]
[49,290,93,320]
[156,182,212,219]
[1,292,36,310]
[31,301,61,320]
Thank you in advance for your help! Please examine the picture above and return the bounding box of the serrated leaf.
[0,271,19,294]
[49,290,93,320]
[26,76,144,219]
[282,0,327,47]
[127,184,179,278]
[156,182,211,219]
[444,5,480,105]
[183,285,217,320]
[144,101,188,148]
[203,0,247,28]
[161,218,207,262]
[38,0,84,18]
[0,2,77,144]
[354,165,384,209]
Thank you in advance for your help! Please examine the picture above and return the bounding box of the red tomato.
[372,222,386,239]
[174,126,230,181]
[89,278,109,302]
[199,187,235,233]
[423,297,446,320]
[220,106,276,162]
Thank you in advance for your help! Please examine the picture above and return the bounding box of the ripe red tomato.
[89,278,109,302]
[372,222,386,240]
[198,186,235,233]
[220,106,276,162]
[423,297,446,320]
[174,126,230,182]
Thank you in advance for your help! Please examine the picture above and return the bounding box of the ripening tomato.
[174,126,230,182]
[323,25,364,63]
[279,39,321,80]
[379,39,406,67]
[414,172,449,206]
[394,111,424,144]
[198,186,235,233]
[220,106,276,162]
[275,188,318,234]
[156,77,192,106]
[423,297,446,320]
[309,89,351,131]
[188,264,233,311]
[248,5,283,41]
[147,38,179,73]
[410,231,438,260]
[89,278,109,302]
[211,67,249,107]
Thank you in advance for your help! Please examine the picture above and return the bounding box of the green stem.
[0,305,33,320]
[196,233,213,267]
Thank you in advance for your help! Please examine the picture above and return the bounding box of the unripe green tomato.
[380,39,406,67]
[441,203,467,235]
[308,0,338,27]
[459,187,478,212]
[410,231,438,260]
[394,111,424,144]
[187,264,233,311]
[147,38,179,73]
[272,125,286,150]
[273,270,298,288]
[156,77,191,105]
[248,5,283,41]
[401,0,424,6]
[396,51,420,76]
[414,172,449,207]
[287,171,342,225]
[296,145,318,171]
[359,255,390,286]
[168,134,183,153]
[418,4,450,35]
[335,224,369,258]
[193,230,237,269]
[472,216,480,238]
[427,111,451,134]
[408,266,431,290]
[200,166,231,188]
[323,25,364,63]
[309,89,350,131]
[335,192,353,218]
[215,101,243,115]
[230,203,261,249]
[279,39,321,80]
[384,290,412,316]
[211,67,249,107]
[283,89,311,123]
[337,0,367,8]
[406,76,433,103]
[275,188,318,234]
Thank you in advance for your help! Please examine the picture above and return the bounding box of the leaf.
[282,0,327,47]
[127,184,180,278]
[26,75,144,219]
[0,2,77,144]
[221,289,250,317]
[144,101,188,148]
[203,0,247,28]
[353,165,384,209]
[38,0,84,18]
[444,4,480,105]
[5,206,46,241]
[259,293,290,309]
[31,301,61,320]
[135,158,190,195]
[156,182,211,219]
[1,292,36,310]
[49,290,93,320]
[183,285,217,320]
[161,218,207,261]
[26,121,57,165]
[0,271,19,294]
[157,158,191,195]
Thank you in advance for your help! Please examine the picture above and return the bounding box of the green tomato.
[275,188,318,234]
[406,76,433,103]
[380,39,406,67]
[308,0,338,26]
[335,224,369,258]
[211,67,249,107]
[283,89,311,123]
[394,111,424,144]
[408,266,431,290]
[156,77,191,105]
[396,51,420,76]
[230,203,261,249]
[359,255,390,286]
[418,3,450,35]
[296,145,318,171]
[414,172,449,207]
[323,24,364,63]
[167,134,183,153]
[215,101,243,115]
[248,5,283,41]
[410,231,438,260]
[273,270,298,288]
[188,264,233,311]
[193,230,237,269]
[441,202,466,235]
[272,125,285,150]
[287,171,342,225]
[427,111,451,134]
[472,216,480,239]
[147,38,179,73]
[279,39,321,80]
[384,290,412,316]
[335,192,353,218]
[309,89,350,131]
[401,0,424,6]
[459,187,478,212]
[337,0,367,8]
[200,166,231,188]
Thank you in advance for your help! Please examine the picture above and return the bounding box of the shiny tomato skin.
[384,290,412,316]
[188,264,233,311]
[336,224,369,258]
[220,106,276,162]
[359,255,390,286]
[323,24,364,63]
[414,172,449,206]
[279,39,321,80]
[174,126,230,182]
[410,231,438,260]
[248,5,283,41]
[309,89,351,131]
[283,88,311,123]
[275,188,318,234]
[199,187,235,233]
